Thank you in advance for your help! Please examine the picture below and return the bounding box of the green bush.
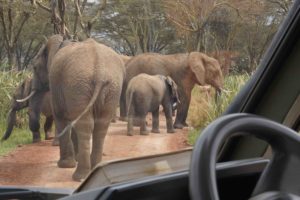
[0,71,32,156]
[187,74,250,145]
[0,71,31,118]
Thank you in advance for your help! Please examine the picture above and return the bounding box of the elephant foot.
[45,132,54,140]
[151,129,160,134]
[127,131,133,136]
[32,137,41,143]
[111,118,117,123]
[72,168,90,182]
[133,120,148,126]
[140,130,150,135]
[119,116,127,121]
[183,122,189,127]
[57,159,76,168]
[167,129,175,134]
[52,138,59,146]
[32,132,41,143]
[173,123,184,129]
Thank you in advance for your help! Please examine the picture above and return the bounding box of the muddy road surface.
[0,115,190,189]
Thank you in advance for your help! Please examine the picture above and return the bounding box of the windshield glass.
[0,0,293,189]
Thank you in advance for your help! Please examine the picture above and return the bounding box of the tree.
[163,0,293,73]
[96,0,179,55]
[0,1,35,70]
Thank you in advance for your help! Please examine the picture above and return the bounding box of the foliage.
[187,74,250,145]
[0,0,294,72]
[0,71,31,118]
[0,71,32,156]
[0,126,31,156]
[96,0,181,55]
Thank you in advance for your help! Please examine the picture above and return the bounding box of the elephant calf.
[126,74,179,135]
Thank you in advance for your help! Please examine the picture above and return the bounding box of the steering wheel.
[189,113,300,200]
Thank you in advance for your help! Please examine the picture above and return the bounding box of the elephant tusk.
[16,91,36,102]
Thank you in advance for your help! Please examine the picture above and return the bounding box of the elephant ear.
[45,35,64,69]
[165,76,180,104]
[188,52,206,86]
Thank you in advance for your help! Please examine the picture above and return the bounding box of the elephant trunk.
[2,109,17,141]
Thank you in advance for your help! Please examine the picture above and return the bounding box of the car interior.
[0,1,299,200]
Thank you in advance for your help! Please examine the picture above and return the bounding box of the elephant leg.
[139,115,149,135]
[163,103,175,133]
[71,128,78,161]
[111,109,117,123]
[90,115,110,169]
[127,105,135,136]
[127,116,134,136]
[44,116,54,140]
[52,128,59,146]
[52,137,59,146]
[28,109,41,143]
[119,84,127,121]
[127,97,136,136]
[28,92,46,142]
[151,108,160,133]
[56,119,76,169]
[174,88,191,129]
[72,113,94,182]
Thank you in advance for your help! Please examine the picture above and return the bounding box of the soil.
[0,114,190,189]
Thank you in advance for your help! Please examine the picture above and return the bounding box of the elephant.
[1,77,53,143]
[119,52,224,129]
[110,54,133,123]
[126,74,179,136]
[119,55,132,65]
[21,35,125,181]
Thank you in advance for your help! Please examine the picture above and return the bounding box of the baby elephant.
[126,73,179,135]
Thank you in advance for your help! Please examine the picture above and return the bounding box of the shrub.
[0,71,32,156]
[187,74,250,145]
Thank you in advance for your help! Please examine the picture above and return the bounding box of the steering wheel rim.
[189,113,300,200]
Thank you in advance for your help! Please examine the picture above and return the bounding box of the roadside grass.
[0,71,33,156]
[187,74,250,145]
[0,123,32,156]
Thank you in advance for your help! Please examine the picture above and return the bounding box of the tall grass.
[0,71,33,156]
[187,74,250,145]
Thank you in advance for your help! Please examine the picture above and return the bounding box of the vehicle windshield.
[0,0,293,189]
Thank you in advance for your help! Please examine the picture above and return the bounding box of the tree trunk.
[7,46,17,71]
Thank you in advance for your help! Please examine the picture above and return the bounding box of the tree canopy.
[0,0,294,73]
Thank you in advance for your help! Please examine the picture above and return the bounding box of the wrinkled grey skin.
[120,52,224,129]
[2,78,53,143]
[29,35,125,181]
[111,55,133,123]
[126,74,179,136]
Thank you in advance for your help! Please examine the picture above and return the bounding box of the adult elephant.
[120,52,224,129]
[20,35,125,181]
[2,78,53,143]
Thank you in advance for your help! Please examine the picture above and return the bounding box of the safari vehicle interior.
[0,0,299,200]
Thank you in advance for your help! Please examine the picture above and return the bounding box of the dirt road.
[0,116,190,189]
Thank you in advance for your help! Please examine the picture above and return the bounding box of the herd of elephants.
[1,35,224,181]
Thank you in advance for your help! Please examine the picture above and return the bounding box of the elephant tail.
[126,89,134,118]
[57,80,108,138]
